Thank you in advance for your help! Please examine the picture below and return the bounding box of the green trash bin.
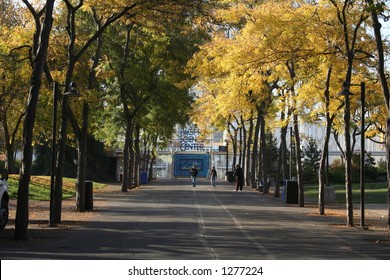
[282,180,298,204]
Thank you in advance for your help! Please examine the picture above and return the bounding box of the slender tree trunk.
[53,97,71,224]
[238,124,243,167]
[148,136,157,181]
[142,138,148,171]
[287,59,304,207]
[15,0,55,239]
[230,126,238,170]
[387,119,390,235]
[122,119,132,191]
[2,112,24,174]
[76,102,88,212]
[319,66,333,215]
[251,113,261,188]
[149,154,155,181]
[2,116,15,174]
[134,124,141,186]
[293,112,304,207]
[129,122,135,188]
[245,116,253,187]
[241,116,247,178]
[260,114,268,193]
[275,125,288,197]
[275,95,289,197]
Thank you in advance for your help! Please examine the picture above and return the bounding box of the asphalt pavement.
[0,178,389,260]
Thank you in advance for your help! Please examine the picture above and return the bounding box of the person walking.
[190,166,198,187]
[209,166,217,187]
[233,164,244,192]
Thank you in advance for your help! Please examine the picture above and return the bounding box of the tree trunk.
[287,59,304,207]
[53,97,71,224]
[134,124,141,186]
[260,114,268,193]
[2,116,15,174]
[2,111,24,174]
[275,125,288,197]
[245,116,253,187]
[230,127,238,170]
[15,0,55,239]
[251,113,261,188]
[241,116,246,177]
[275,95,289,198]
[293,112,304,207]
[76,102,88,212]
[387,119,390,236]
[129,122,135,189]
[319,66,332,215]
[148,136,158,181]
[122,120,132,192]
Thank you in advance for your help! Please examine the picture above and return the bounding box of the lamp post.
[338,81,366,228]
[225,139,229,181]
[338,81,354,227]
[49,82,81,227]
[360,82,366,229]
[289,127,293,179]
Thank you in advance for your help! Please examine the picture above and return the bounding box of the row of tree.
[188,0,390,232]
[1,0,389,239]
[0,0,222,239]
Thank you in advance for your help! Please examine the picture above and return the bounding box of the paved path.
[0,179,389,259]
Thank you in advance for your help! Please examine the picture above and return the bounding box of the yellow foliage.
[188,0,385,142]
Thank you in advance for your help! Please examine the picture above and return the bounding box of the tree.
[0,0,30,174]
[15,0,56,239]
[365,0,390,235]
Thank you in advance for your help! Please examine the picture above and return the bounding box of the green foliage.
[329,153,385,184]
[329,159,346,183]
[265,132,279,178]
[302,138,321,183]
[32,136,114,181]
[304,182,388,204]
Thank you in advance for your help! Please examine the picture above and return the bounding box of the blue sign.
[173,153,210,178]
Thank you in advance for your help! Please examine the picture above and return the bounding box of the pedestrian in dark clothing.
[190,166,198,187]
[233,164,244,192]
[209,166,217,187]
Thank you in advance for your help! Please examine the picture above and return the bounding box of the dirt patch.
[306,206,388,232]
[3,184,123,233]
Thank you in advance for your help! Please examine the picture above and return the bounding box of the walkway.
[0,178,389,260]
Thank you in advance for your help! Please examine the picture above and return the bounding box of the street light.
[49,82,81,227]
[338,81,354,226]
[225,139,229,181]
[62,82,82,98]
[338,81,366,228]
[289,127,293,179]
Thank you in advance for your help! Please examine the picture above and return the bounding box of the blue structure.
[173,152,210,178]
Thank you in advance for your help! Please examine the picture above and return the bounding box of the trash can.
[282,180,298,204]
[140,171,148,184]
[85,180,93,210]
[226,171,235,182]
